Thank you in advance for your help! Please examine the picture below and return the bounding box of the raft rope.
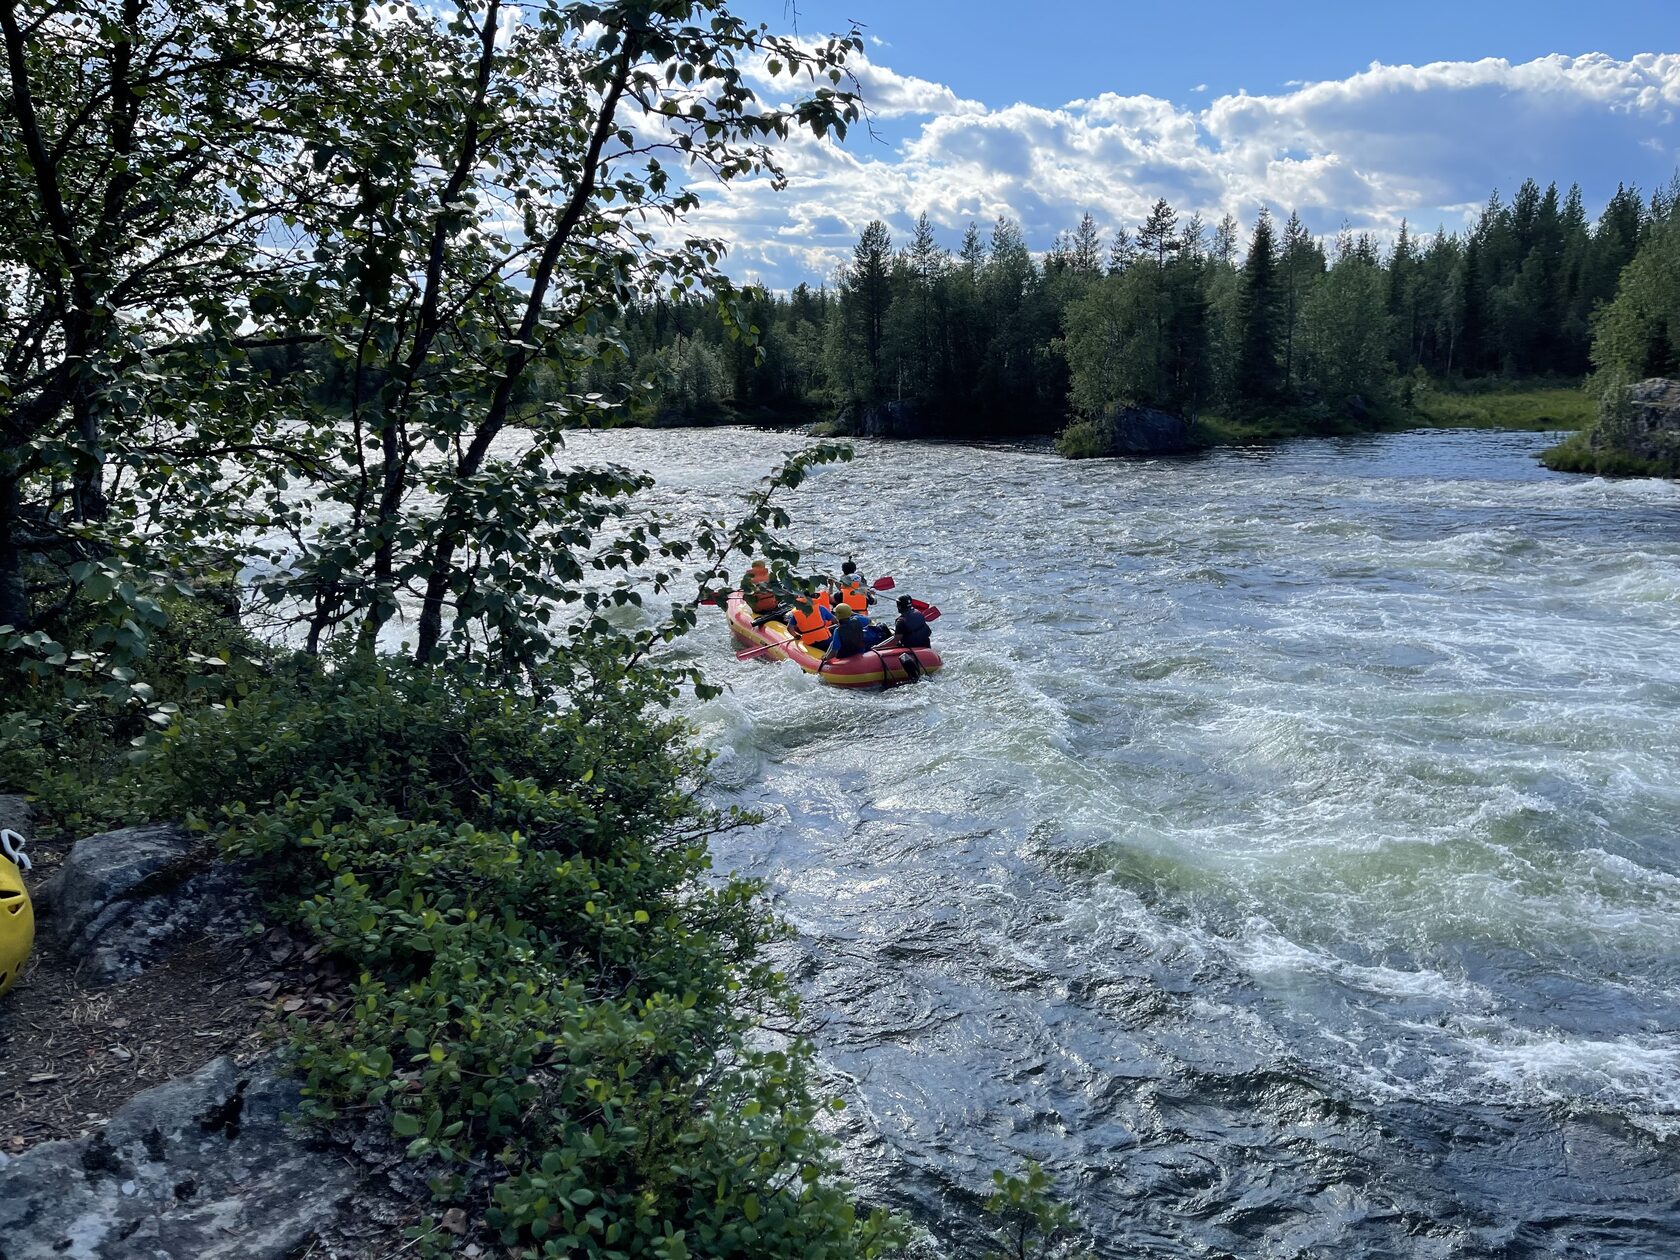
[0,829,30,871]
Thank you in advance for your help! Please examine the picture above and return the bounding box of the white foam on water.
[1443,1018,1680,1122]
[1233,920,1494,1007]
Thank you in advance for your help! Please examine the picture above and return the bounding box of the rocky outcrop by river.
[0,816,377,1257]
[1601,376,1680,464]
[0,1057,355,1260]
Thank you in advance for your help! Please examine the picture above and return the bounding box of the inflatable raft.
[727,592,942,688]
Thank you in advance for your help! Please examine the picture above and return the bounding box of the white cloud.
[743,46,982,120]
[683,51,1680,288]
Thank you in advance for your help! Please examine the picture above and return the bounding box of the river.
[585,426,1679,1257]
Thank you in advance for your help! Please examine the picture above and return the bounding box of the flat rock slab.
[41,825,258,983]
[0,1056,355,1259]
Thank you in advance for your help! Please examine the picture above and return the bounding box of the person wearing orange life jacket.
[785,594,835,648]
[742,559,781,615]
[834,558,874,613]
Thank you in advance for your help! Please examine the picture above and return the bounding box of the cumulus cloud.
[684,51,1680,288]
[744,46,983,120]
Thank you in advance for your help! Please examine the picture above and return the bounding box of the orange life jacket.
[743,563,778,613]
[788,602,831,645]
[838,579,869,612]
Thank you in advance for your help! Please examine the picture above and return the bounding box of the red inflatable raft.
[727,593,942,688]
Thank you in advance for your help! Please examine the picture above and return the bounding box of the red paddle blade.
[871,575,896,591]
[910,598,940,622]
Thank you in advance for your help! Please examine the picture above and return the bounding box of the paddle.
[736,633,803,661]
[909,598,941,622]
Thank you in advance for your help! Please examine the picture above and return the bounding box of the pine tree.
[1070,213,1104,276]
[1212,214,1240,267]
[1236,208,1282,400]
[1107,227,1136,274]
[1136,199,1181,271]
[837,220,894,400]
[1279,210,1321,393]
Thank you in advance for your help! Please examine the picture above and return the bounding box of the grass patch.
[1190,405,1401,446]
[1540,430,1680,477]
[1409,382,1592,431]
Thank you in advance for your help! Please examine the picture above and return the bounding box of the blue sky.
[692,2,1680,287]
[740,1,1676,109]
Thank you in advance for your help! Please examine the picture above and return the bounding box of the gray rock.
[1598,377,1680,463]
[834,399,928,438]
[1092,404,1193,456]
[0,1056,356,1259]
[41,825,257,983]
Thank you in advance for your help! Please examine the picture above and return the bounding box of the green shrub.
[1540,429,1680,477]
[981,1162,1093,1260]
[1054,420,1109,460]
[1,581,266,836]
[127,652,906,1258]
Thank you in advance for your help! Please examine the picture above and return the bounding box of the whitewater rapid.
[584,426,1680,1257]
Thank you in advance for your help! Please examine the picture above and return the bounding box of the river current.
[588,427,1678,1257]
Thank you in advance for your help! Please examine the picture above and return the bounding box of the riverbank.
[1540,430,1680,476]
[804,381,1595,454]
[1191,382,1591,447]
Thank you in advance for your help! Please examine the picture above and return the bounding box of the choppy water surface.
[578,427,1680,1257]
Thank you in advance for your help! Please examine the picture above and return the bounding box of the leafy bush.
[126,652,906,1258]
[1,580,266,837]
[981,1162,1094,1260]
[1540,429,1680,478]
[1054,419,1111,460]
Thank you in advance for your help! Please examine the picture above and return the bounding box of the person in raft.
[823,602,872,662]
[892,595,932,649]
[742,559,782,616]
[834,558,875,612]
[785,591,835,646]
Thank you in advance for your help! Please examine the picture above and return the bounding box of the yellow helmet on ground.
[0,831,34,997]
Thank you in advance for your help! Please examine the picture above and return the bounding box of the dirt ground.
[0,830,343,1155]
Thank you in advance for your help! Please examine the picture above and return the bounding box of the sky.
[674,0,1680,288]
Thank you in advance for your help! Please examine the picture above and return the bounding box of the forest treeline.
[594,175,1679,436]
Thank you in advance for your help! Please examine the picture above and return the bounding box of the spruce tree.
[1236,208,1282,400]
[1387,220,1419,370]
[1279,210,1320,393]
[1107,227,1136,274]
[837,220,894,399]
[959,222,986,278]
[1456,235,1485,376]
[1070,213,1104,276]
[1212,214,1240,267]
